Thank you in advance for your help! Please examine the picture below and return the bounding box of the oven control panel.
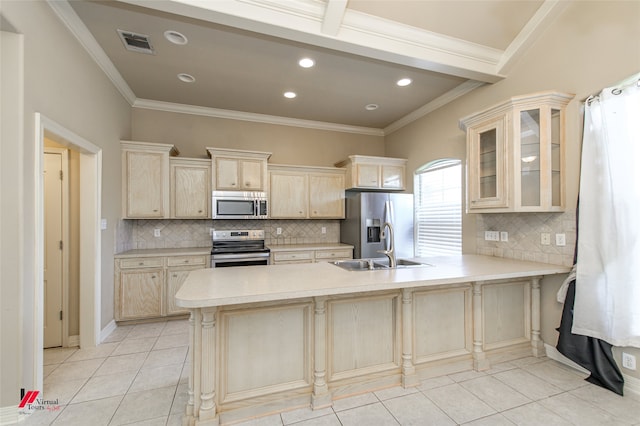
[212,229,265,241]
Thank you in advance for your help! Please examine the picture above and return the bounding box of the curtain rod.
[582,71,640,103]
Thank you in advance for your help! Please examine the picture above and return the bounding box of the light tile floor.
[24,319,640,426]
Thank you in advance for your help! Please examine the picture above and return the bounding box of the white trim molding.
[0,405,19,426]
[133,98,385,137]
[100,320,117,343]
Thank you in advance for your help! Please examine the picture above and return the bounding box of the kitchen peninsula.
[176,255,569,425]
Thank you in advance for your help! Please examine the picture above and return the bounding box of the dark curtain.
[555,199,625,395]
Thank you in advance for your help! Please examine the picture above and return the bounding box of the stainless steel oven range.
[210,229,270,268]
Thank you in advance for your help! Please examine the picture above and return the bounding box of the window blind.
[414,160,462,256]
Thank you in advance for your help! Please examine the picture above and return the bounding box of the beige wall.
[1,0,131,407]
[131,109,384,165]
[385,0,640,378]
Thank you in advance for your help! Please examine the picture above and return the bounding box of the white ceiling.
[51,0,564,135]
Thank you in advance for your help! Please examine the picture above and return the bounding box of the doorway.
[30,113,102,393]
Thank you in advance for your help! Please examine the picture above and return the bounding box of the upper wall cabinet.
[122,141,179,219]
[207,147,271,192]
[335,155,407,191]
[170,157,211,219]
[268,164,345,219]
[459,91,574,213]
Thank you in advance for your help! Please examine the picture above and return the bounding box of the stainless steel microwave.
[211,191,268,219]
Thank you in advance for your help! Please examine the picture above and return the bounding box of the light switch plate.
[500,231,508,242]
[154,228,161,238]
[555,233,566,246]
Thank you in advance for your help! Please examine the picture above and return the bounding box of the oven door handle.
[212,252,270,261]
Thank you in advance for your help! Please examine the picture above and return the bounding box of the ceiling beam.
[118,0,505,83]
[321,0,348,36]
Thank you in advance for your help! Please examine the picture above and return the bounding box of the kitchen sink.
[332,258,433,271]
[332,259,389,271]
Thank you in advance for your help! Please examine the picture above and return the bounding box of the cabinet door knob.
[173,274,178,278]
[151,275,156,279]
[139,262,144,265]
[184,260,189,263]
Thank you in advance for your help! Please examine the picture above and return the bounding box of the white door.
[44,150,66,348]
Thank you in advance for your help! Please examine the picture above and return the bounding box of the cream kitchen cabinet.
[122,141,179,219]
[335,155,407,190]
[459,91,574,213]
[170,158,210,219]
[115,252,209,321]
[268,165,345,219]
[207,147,271,191]
[270,246,353,265]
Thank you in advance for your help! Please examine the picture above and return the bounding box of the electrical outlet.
[276,227,282,235]
[321,226,326,234]
[555,233,566,246]
[209,228,215,236]
[541,233,551,245]
[500,231,508,242]
[484,231,499,241]
[153,228,161,238]
[100,218,107,230]
[622,352,637,370]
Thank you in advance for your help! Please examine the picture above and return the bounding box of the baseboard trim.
[544,343,640,397]
[544,343,590,374]
[67,335,80,347]
[100,319,117,343]
[0,405,19,425]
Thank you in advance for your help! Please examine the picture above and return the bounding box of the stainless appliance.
[340,192,414,259]
[210,229,270,267]
[212,191,268,220]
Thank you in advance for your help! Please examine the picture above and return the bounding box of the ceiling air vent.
[117,30,155,55]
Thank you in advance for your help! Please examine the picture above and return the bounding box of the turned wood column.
[198,307,219,424]
[401,288,418,387]
[472,282,490,371]
[311,296,331,409]
[531,276,545,357]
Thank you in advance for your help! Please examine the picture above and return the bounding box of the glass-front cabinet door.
[460,91,573,213]
[467,116,507,209]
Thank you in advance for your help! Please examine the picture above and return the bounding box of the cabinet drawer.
[119,257,164,269]
[167,255,208,267]
[273,251,314,262]
[315,249,352,260]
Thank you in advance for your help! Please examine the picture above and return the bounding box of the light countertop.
[176,255,569,308]
[115,247,211,258]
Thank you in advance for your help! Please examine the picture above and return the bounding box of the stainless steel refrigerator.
[340,191,414,259]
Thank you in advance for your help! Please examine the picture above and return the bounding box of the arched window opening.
[414,159,462,256]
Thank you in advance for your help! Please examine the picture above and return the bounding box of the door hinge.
[60,170,63,180]
[59,311,63,320]
[59,240,63,250]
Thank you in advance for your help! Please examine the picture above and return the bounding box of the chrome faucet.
[377,221,396,268]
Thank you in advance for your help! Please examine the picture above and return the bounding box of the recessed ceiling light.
[284,91,297,99]
[164,30,188,45]
[397,78,412,87]
[365,104,379,111]
[177,73,195,83]
[298,58,315,68]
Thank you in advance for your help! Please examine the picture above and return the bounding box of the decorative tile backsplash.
[118,219,341,251]
[116,211,575,267]
[476,210,576,267]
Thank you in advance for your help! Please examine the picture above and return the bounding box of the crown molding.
[47,0,136,105]
[132,99,385,137]
[498,0,570,74]
[384,80,486,135]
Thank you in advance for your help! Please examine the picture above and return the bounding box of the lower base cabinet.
[270,247,353,265]
[115,254,209,321]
